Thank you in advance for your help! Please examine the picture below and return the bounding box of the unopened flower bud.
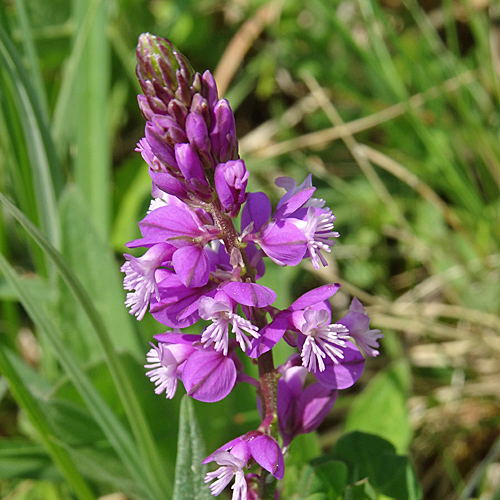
[190,94,211,129]
[214,159,248,217]
[210,99,238,163]
[174,143,208,189]
[201,70,219,109]
[145,122,178,171]
[167,99,188,129]
[136,33,194,111]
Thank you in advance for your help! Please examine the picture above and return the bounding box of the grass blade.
[173,397,211,500]
[0,23,62,249]
[0,344,95,500]
[0,192,172,498]
[11,0,49,117]
[0,251,159,500]
[71,0,111,237]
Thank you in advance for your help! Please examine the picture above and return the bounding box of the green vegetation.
[1,1,499,499]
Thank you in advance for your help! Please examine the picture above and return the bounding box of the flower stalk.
[123,33,383,500]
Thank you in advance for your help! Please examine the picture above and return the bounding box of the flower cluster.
[123,33,383,500]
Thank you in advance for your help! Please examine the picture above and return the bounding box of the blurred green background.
[1,0,500,499]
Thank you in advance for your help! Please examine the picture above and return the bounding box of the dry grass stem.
[301,70,411,233]
[380,302,500,333]
[249,70,476,159]
[239,93,320,155]
[358,144,464,232]
[214,1,282,96]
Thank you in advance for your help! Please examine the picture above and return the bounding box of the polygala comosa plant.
[122,33,383,500]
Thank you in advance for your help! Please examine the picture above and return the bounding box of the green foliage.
[173,397,211,500]
[287,432,421,500]
[345,362,412,453]
[1,0,499,498]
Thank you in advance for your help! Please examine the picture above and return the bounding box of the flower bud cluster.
[123,34,383,500]
[135,33,241,209]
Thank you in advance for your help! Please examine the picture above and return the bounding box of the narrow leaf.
[59,186,139,356]
[173,396,211,500]
[0,192,172,496]
[0,251,158,500]
[0,23,61,247]
[0,441,59,481]
[72,0,111,236]
[0,346,95,500]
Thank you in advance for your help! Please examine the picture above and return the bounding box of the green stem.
[209,198,279,500]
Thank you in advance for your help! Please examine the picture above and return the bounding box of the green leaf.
[281,431,324,499]
[0,22,61,248]
[0,441,59,480]
[286,431,323,467]
[311,459,347,497]
[11,0,49,116]
[332,432,422,500]
[3,344,53,397]
[375,453,422,500]
[37,398,106,446]
[344,480,377,500]
[173,396,211,500]
[0,346,95,500]
[72,0,111,236]
[65,445,144,499]
[345,362,412,453]
[299,458,347,499]
[333,432,395,486]
[52,351,179,473]
[58,185,140,357]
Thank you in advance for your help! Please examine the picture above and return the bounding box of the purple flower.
[248,435,284,480]
[277,362,337,447]
[338,297,383,357]
[145,333,197,398]
[275,174,325,210]
[244,218,308,267]
[182,348,238,402]
[221,281,276,308]
[136,203,220,248]
[273,176,338,269]
[248,284,341,358]
[175,142,205,180]
[203,434,284,498]
[129,203,221,288]
[185,111,212,167]
[293,306,350,373]
[199,291,259,356]
[202,70,219,109]
[136,33,194,112]
[153,333,241,402]
[247,312,290,359]
[136,138,190,200]
[204,439,250,499]
[121,243,176,320]
[241,192,272,234]
[128,35,383,499]
[313,341,365,390]
[240,175,338,268]
[150,270,217,327]
[145,120,178,171]
[297,207,339,269]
